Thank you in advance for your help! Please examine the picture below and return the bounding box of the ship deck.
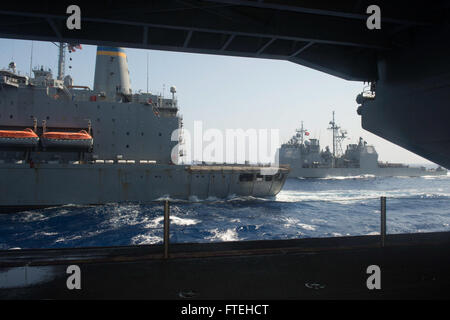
[187,164,290,173]
[1,231,449,299]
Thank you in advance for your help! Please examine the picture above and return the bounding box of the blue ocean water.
[0,174,449,250]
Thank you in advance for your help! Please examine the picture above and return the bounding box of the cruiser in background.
[0,44,288,211]
[279,112,447,178]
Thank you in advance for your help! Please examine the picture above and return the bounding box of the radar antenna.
[335,128,348,157]
[295,121,309,145]
[327,111,348,167]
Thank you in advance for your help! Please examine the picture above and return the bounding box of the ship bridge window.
[239,173,254,182]
[265,176,273,182]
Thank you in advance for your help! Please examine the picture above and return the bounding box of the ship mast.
[29,41,33,78]
[300,121,304,145]
[328,111,339,168]
[327,111,348,168]
[57,42,67,80]
[296,121,308,145]
[146,51,149,93]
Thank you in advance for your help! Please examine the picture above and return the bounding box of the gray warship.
[279,112,447,179]
[0,44,288,211]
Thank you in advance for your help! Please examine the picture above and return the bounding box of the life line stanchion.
[164,200,170,259]
[380,197,387,247]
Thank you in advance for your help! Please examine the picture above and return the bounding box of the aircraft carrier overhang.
[0,0,441,81]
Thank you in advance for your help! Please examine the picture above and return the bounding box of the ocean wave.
[205,228,239,242]
[422,174,450,180]
[131,234,162,245]
[277,188,450,203]
[153,194,274,204]
[317,174,377,180]
[170,216,200,226]
[1,175,449,249]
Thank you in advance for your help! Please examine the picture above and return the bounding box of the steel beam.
[0,10,389,49]
[204,0,433,26]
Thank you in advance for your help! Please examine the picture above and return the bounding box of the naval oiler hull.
[287,166,446,179]
[0,163,287,211]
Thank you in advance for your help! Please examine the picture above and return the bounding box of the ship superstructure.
[279,112,447,178]
[0,44,288,210]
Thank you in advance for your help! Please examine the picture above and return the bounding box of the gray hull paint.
[0,46,290,210]
[280,117,447,179]
[0,163,287,208]
[288,167,446,179]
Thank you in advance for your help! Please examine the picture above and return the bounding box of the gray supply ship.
[279,112,447,178]
[0,44,288,211]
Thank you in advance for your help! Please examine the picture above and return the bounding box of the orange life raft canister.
[0,128,39,147]
[41,130,93,149]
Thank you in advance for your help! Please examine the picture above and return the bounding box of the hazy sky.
[0,38,435,165]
